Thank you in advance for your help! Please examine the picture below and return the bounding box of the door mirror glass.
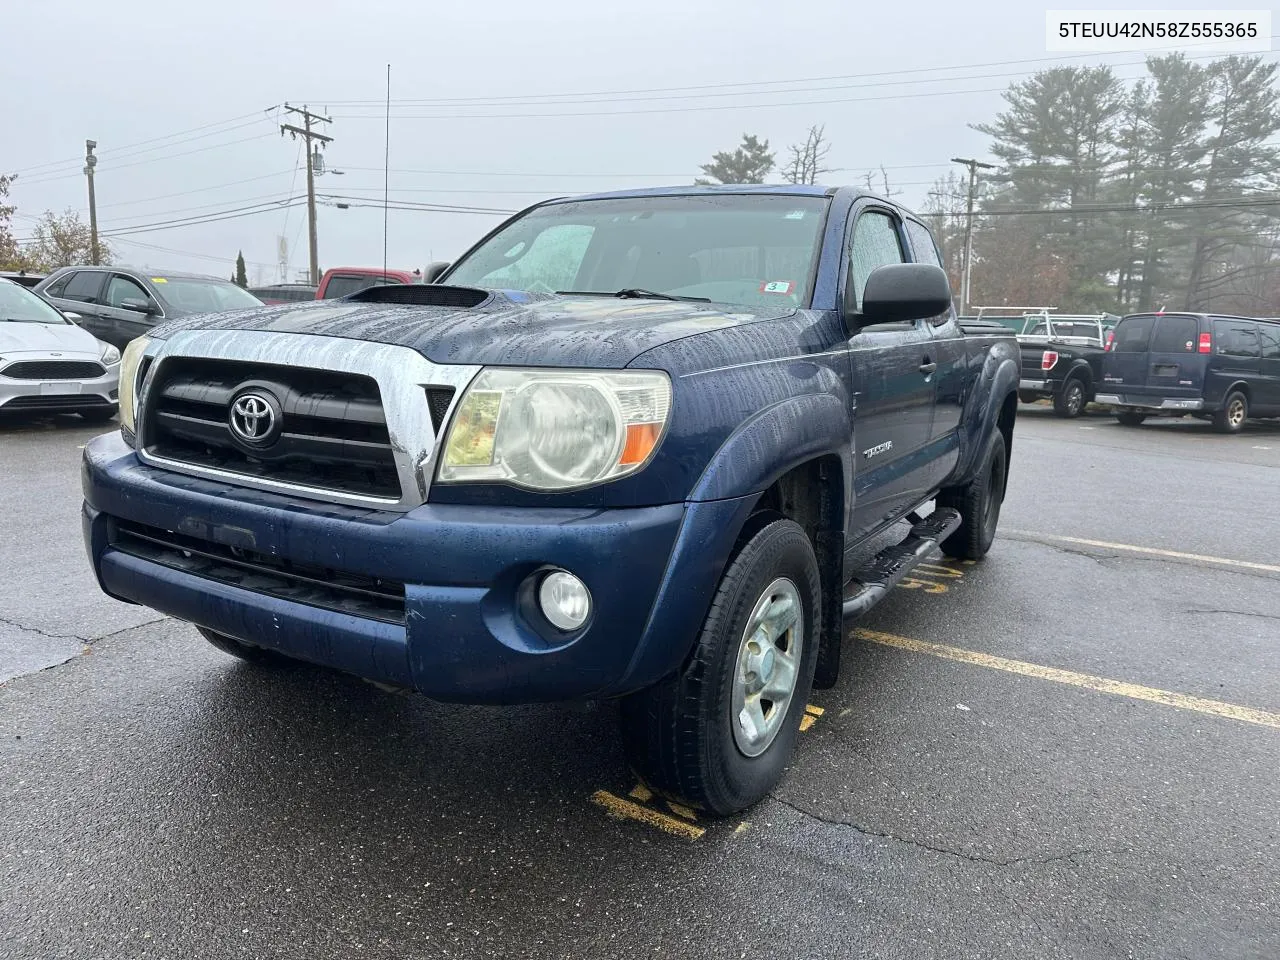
[858,263,953,326]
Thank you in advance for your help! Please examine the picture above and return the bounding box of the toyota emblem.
[229,392,278,444]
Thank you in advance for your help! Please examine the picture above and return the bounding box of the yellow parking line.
[1004,530,1280,575]
[590,790,706,840]
[858,629,1280,731]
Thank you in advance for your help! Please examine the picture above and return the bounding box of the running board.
[841,508,961,619]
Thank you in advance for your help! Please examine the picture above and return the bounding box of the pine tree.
[695,134,775,185]
[234,251,248,288]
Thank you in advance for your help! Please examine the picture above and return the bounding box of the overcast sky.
[4,1,1273,283]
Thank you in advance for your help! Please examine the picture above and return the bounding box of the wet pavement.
[2,406,1279,959]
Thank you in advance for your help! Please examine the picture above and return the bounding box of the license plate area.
[39,382,80,396]
[1152,364,1179,378]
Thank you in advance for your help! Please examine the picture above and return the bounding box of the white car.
[0,278,121,421]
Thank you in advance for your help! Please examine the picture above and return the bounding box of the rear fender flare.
[952,352,1018,484]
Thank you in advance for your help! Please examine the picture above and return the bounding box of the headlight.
[438,368,671,491]
[117,337,151,434]
[100,343,121,365]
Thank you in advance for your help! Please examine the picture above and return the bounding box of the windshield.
[445,194,830,309]
[0,280,69,324]
[153,277,263,314]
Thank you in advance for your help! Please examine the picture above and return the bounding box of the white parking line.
[1004,530,1280,575]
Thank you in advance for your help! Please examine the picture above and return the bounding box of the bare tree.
[781,125,833,185]
[858,165,901,198]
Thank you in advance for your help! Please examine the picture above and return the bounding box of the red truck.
[315,267,422,300]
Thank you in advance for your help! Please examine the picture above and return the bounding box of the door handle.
[919,360,937,375]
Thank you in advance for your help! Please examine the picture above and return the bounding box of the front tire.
[937,429,1007,561]
[1213,391,1248,434]
[1053,378,1087,418]
[196,626,291,664]
[619,518,820,816]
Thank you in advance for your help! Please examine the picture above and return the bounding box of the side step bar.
[841,507,961,619]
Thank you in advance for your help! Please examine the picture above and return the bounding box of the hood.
[0,322,103,358]
[149,289,795,369]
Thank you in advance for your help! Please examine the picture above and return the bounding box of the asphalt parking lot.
[2,405,1278,960]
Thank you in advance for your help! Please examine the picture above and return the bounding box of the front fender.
[687,392,852,511]
[951,349,1018,484]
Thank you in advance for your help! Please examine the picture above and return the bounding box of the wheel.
[937,429,1007,561]
[1212,391,1248,434]
[619,518,820,816]
[78,405,119,423]
[1053,378,1087,418]
[1115,411,1147,427]
[1018,391,1039,405]
[196,626,291,664]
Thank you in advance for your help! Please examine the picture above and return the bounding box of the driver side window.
[847,211,905,313]
[106,274,151,309]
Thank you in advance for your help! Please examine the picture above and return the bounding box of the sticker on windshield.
[151,277,168,283]
[760,281,794,294]
[784,210,807,220]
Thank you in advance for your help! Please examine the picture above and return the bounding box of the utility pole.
[280,105,333,285]
[84,140,100,265]
[951,157,995,315]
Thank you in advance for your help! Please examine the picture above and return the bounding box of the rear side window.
[904,220,943,269]
[1149,315,1199,353]
[1112,315,1154,352]
[1261,325,1280,360]
[44,273,72,297]
[1214,320,1261,358]
[62,271,104,303]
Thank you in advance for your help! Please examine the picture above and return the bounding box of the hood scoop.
[346,284,494,309]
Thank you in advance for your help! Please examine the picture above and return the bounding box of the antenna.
[383,63,391,278]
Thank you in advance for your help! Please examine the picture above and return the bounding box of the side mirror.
[120,298,153,314]
[422,261,451,284]
[63,311,82,323]
[852,263,953,328]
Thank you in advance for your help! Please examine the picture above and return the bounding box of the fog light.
[538,570,591,631]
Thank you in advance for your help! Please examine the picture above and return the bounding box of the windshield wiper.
[556,288,711,303]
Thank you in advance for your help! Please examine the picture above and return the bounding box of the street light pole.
[84,140,100,266]
[951,157,995,315]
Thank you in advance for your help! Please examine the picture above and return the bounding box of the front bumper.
[1094,393,1205,411]
[82,432,755,703]
[0,361,119,412]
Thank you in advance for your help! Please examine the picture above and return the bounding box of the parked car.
[35,266,264,350]
[316,267,421,300]
[1097,312,1280,432]
[248,283,318,304]
[1016,312,1118,417]
[81,186,1019,815]
[0,277,120,421]
[0,270,47,289]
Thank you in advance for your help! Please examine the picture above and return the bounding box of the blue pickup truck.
[82,186,1019,815]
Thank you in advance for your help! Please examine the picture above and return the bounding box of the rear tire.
[937,429,1007,561]
[619,518,820,816]
[1212,391,1248,434]
[1053,378,1087,418]
[196,626,291,664]
[1115,411,1147,427]
[1018,391,1039,405]
[78,405,119,423]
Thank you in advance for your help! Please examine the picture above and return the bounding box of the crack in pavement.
[1184,608,1280,623]
[0,613,170,647]
[769,794,1097,868]
[1002,535,1280,581]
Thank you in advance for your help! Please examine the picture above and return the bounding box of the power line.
[95,170,297,210]
[313,40,1277,107]
[13,132,281,187]
[99,198,306,238]
[100,190,302,229]
[111,236,277,269]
